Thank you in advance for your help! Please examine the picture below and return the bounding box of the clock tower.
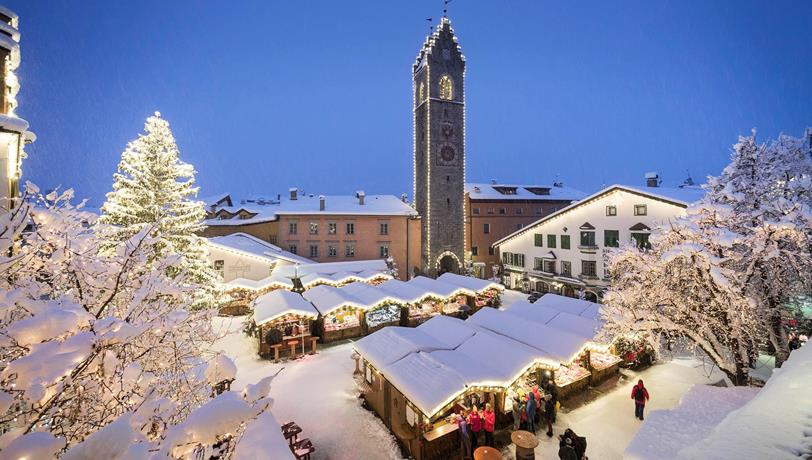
[413,18,465,276]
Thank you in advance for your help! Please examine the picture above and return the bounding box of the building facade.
[413,18,465,277]
[0,7,34,212]
[464,182,585,279]
[493,182,704,301]
[201,190,421,281]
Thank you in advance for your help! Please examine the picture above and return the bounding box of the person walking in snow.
[546,381,559,422]
[631,379,650,420]
[526,391,537,433]
[543,394,556,437]
[468,405,481,450]
[483,403,496,447]
[511,395,522,431]
[457,410,472,459]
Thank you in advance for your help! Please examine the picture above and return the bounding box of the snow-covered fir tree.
[603,130,812,383]
[0,184,278,458]
[100,113,220,309]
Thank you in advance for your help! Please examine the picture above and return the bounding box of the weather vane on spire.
[443,0,453,18]
[426,17,433,33]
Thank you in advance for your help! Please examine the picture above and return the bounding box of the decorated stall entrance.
[304,285,365,343]
[438,272,504,311]
[251,290,319,360]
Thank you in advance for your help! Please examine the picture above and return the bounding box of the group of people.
[511,381,558,437]
[454,402,496,459]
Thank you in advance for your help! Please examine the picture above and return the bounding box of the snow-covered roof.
[376,279,431,304]
[674,343,812,460]
[233,411,296,460]
[408,276,475,298]
[437,273,504,294]
[534,294,603,319]
[383,351,468,418]
[466,308,583,364]
[493,184,705,248]
[224,259,391,292]
[416,315,477,349]
[302,285,363,315]
[465,182,586,202]
[208,233,313,265]
[340,281,401,309]
[253,290,319,326]
[205,193,417,226]
[200,193,232,208]
[354,327,450,370]
[504,300,564,324]
[0,113,28,134]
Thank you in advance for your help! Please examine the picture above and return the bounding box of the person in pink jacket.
[468,405,482,450]
[483,403,496,447]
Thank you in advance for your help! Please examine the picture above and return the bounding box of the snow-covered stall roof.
[429,348,510,391]
[454,330,544,382]
[302,285,364,315]
[534,294,601,318]
[354,327,450,371]
[208,233,312,265]
[382,352,468,418]
[503,300,604,341]
[377,279,432,304]
[465,182,586,202]
[437,272,504,294]
[408,276,474,298]
[674,343,812,460]
[416,315,476,349]
[273,259,391,287]
[340,281,400,308]
[466,307,586,364]
[253,290,319,326]
[225,277,293,291]
[503,300,562,323]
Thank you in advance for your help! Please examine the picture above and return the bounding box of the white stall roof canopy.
[253,290,319,326]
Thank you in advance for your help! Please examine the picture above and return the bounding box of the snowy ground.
[211,290,733,460]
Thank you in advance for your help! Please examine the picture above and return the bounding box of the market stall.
[252,290,319,359]
[437,272,504,310]
[377,279,441,326]
[408,276,474,318]
[303,285,365,343]
[588,350,622,384]
[342,282,405,334]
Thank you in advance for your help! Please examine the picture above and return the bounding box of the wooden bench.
[292,438,315,460]
[271,344,283,363]
[287,340,299,359]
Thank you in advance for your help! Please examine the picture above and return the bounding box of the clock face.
[440,145,456,162]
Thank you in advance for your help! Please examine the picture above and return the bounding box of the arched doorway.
[561,286,576,298]
[436,251,460,275]
[536,281,549,294]
[583,291,599,303]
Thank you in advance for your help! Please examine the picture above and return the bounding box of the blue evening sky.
[7,1,812,205]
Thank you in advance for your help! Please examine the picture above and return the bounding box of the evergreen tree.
[100,112,220,309]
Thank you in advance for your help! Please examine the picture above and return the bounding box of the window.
[535,208,544,215]
[288,222,298,235]
[534,257,544,271]
[516,223,523,230]
[631,232,651,249]
[345,242,356,257]
[213,260,224,276]
[418,81,425,102]
[309,244,319,258]
[543,260,556,274]
[346,223,355,235]
[516,208,524,215]
[439,74,453,100]
[561,235,571,249]
[487,208,495,215]
[534,234,544,247]
[604,230,619,247]
[499,208,507,215]
[472,208,480,215]
[561,261,572,276]
[380,223,389,235]
[471,246,478,256]
[488,246,495,255]
[606,205,617,216]
[634,204,648,216]
[269,235,278,245]
[581,260,597,277]
[547,234,556,248]
[484,223,490,234]
[502,252,524,267]
[289,244,298,255]
[328,244,337,258]
[328,222,337,235]
[309,222,318,235]
[379,244,389,258]
[516,253,525,267]
[580,231,596,247]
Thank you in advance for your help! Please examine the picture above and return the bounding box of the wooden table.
[423,421,458,442]
[474,446,504,460]
[511,430,539,460]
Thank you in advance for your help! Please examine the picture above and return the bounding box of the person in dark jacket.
[631,379,650,420]
[546,382,559,422]
[558,436,578,460]
[543,394,555,437]
[525,392,537,434]
[511,395,522,431]
[562,428,587,460]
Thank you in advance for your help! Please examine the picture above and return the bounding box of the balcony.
[578,245,598,254]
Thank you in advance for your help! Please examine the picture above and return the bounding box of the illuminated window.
[439,74,453,100]
[418,82,425,102]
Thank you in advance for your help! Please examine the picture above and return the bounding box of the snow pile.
[204,354,238,385]
[676,344,812,459]
[0,431,65,459]
[625,384,758,459]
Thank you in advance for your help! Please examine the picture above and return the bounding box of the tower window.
[439,74,453,100]
[418,81,425,102]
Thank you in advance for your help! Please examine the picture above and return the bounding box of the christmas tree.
[100,112,220,309]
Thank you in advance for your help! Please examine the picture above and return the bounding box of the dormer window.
[493,186,518,195]
[524,187,551,196]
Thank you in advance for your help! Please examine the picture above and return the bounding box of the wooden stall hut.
[223,277,294,316]
[341,282,404,334]
[437,272,504,311]
[408,276,473,318]
[276,259,393,291]
[253,290,319,360]
[304,285,365,343]
[377,279,439,327]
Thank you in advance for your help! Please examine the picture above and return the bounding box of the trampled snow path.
[210,317,402,460]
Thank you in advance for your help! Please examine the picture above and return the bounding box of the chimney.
[356,190,365,205]
[490,179,497,185]
[289,187,298,200]
[401,193,408,203]
[319,195,325,211]
[645,172,660,188]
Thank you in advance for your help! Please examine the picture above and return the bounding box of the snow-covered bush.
[0,186,275,458]
[603,130,812,383]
